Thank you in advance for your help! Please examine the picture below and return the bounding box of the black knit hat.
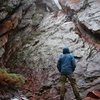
[63,48,70,54]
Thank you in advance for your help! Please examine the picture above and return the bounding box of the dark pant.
[59,74,81,100]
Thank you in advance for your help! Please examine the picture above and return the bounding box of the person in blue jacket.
[57,48,81,100]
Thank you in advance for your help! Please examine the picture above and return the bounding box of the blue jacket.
[57,48,76,75]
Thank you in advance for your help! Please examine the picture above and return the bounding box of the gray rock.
[60,0,100,34]
[8,0,21,8]
[0,48,5,57]
[0,11,8,20]
[32,13,44,26]
[78,0,100,34]
[0,0,100,99]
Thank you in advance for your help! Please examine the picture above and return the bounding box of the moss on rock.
[0,68,25,89]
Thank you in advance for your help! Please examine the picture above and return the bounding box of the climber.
[57,47,81,100]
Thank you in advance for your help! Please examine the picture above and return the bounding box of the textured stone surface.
[0,0,47,99]
[78,0,100,34]
[6,12,100,99]
[0,0,100,100]
[62,0,100,34]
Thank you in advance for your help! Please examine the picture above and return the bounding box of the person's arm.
[57,58,61,72]
[71,55,76,71]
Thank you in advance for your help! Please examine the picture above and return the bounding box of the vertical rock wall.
[0,0,100,100]
[0,0,59,99]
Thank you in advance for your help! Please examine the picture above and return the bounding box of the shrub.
[0,68,25,89]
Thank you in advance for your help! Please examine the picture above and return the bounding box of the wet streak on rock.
[76,21,100,49]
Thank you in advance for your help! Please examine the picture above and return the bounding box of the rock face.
[59,0,100,35]
[0,0,100,100]
[78,0,100,35]
[0,0,59,99]
[5,12,100,100]
[0,0,59,65]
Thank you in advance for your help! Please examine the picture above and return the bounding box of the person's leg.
[67,74,81,100]
[59,75,67,100]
